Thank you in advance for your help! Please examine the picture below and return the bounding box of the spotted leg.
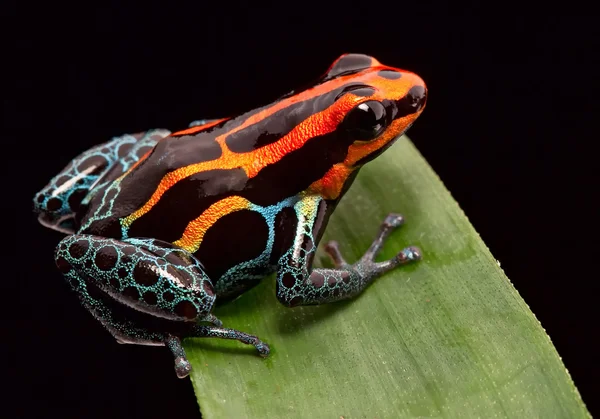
[276,195,421,307]
[55,235,269,378]
[34,129,169,233]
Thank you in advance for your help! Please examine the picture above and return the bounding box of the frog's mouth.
[37,212,77,234]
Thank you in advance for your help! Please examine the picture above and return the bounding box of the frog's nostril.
[395,84,427,118]
[409,85,427,111]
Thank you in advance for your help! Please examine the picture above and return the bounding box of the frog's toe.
[383,213,405,229]
[174,356,192,379]
[255,341,270,357]
[396,246,422,264]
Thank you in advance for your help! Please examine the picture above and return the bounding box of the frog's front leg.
[276,195,422,307]
[55,235,269,378]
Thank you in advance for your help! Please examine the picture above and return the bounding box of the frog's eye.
[343,100,388,141]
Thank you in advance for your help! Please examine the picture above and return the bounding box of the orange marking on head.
[173,196,251,253]
[306,164,354,200]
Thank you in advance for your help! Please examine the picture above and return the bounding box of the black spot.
[87,281,106,301]
[37,194,45,203]
[95,246,118,270]
[133,261,159,286]
[344,86,376,97]
[109,276,121,289]
[55,256,71,273]
[46,198,62,212]
[281,272,296,288]
[69,240,89,259]
[198,210,269,281]
[327,276,337,287]
[311,272,325,288]
[143,291,158,305]
[322,54,374,82]
[378,70,402,80]
[288,296,304,307]
[123,286,140,301]
[341,271,351,284]
[175,300,198,320]
[117,267,128,278]
[163,291,175,302]
[115,141,134,158]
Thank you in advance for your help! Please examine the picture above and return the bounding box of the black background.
[5,7,598,418]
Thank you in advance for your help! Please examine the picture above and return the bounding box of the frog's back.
[80,121,244,241]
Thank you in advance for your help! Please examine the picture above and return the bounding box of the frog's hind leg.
[34,129,169,234]
[276,195,422,307]
[185,325,270,357]
[166,325,271,378]
[55,234,268,378]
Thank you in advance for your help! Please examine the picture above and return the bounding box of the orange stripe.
[171,118,229,137]
[121,78,371,228]
[172,196,251,253]
[122,68,424,227]
[306,163,353,200]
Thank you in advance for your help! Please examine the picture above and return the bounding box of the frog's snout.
[408,84,427,113]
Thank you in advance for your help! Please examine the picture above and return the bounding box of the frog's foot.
[189,325,270,357]
[324,213,422,275]
[165,335,192,379]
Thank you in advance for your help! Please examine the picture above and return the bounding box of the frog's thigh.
[55,235,217,326]
[34,129,169,234]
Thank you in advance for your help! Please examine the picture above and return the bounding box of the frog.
[33,53,427,378]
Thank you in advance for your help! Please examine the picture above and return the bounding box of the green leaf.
[184,137,589,418]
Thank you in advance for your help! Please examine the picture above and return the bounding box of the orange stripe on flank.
[172,196,251,253]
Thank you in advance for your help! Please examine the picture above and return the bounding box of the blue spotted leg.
[34,129,170,233]
[276,195,421,307]
[55,235,269,378]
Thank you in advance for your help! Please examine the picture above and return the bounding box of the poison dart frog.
[33,54,427,378]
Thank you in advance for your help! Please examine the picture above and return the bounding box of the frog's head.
[252,53,427,200]
[317,53,427,167]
